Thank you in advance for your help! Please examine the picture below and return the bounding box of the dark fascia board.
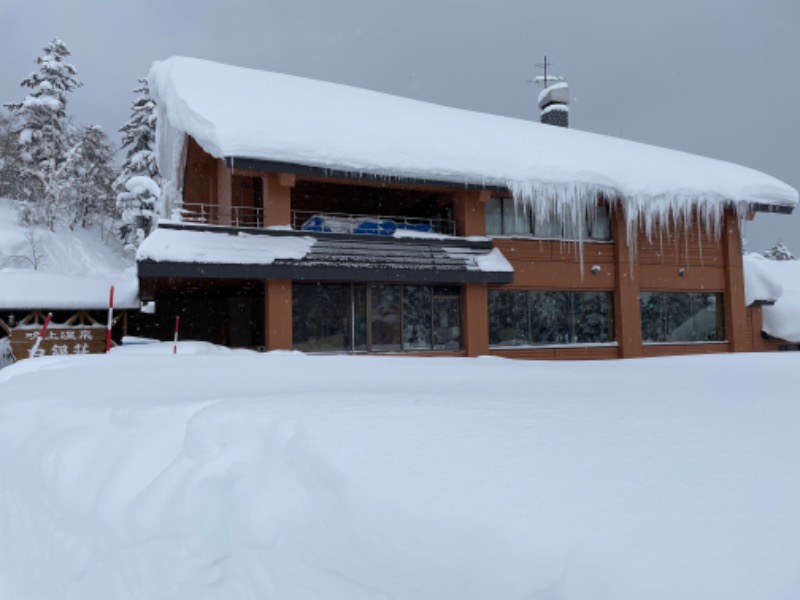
[138,260,513,285]
[224,157,508,192]
[156,221,495,250]
[749,202,794,215]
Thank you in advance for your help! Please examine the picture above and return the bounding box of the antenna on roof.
[527,55,564,88]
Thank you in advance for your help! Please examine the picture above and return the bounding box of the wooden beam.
[723,209,747,352]
[462,283,489,357]
[612,207,642,358]
[216,159,233,226]
[265,279,292,350]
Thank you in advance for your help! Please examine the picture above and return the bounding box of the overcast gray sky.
[1,0,797,252]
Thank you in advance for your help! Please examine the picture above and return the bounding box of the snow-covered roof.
[137,227,316,265]
[137,224,513,283]
[743,254,800,342]
[149,57,797,225]
[0,271,139,310]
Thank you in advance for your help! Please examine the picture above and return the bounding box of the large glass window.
[489,290,614,347]
[293,283,462,352]
[640,292,725,343]
[485,197,611,240]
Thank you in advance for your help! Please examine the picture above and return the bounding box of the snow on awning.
[149,56,797,223]
[137,224,513,284]
[743,254,800,343]
[0,272,139,310]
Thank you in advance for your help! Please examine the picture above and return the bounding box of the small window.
[640,292,725,343]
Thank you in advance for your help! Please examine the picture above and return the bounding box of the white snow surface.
[1,350,800,600]
[0,199,138,309]
[743,253,800,341]
[149,56,797,230]
[136,227,316,264]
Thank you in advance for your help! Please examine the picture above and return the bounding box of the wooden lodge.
[134,57,799,359]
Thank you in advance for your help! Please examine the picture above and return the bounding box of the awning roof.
[137,224,513,285]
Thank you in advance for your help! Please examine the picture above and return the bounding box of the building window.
[640,292,725,343]
[488,290,615,347]
[293,283,461,352]
[485,197,611,240]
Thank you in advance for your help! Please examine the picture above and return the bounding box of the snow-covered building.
[137,56,798,359]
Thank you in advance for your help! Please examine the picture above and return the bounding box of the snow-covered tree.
[65,125,116,231]
[116,79,160,250]
[4,38,82,230]
[762,241,796,261]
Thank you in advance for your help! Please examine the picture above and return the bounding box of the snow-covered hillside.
[0,198,137,309]
[1,348,799,600]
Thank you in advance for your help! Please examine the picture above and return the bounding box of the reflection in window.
[640,292,724,343]
[485,197,611,240]
[293,283,462,352]
[489,290,614,346]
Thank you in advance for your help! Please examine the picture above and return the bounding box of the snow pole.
[29,312,53,359]
[173,316,180,354]
[105,285,115,353]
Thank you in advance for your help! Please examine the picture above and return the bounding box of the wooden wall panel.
[638,265,726,291]
[641,343,729,358]
[493,240,615,289]
[183,137,216,205]
[490,346,619,361]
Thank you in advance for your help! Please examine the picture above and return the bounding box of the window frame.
[485,197,612,242]
[488,289,616,348]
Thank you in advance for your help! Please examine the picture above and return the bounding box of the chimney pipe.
[538,82,570,127]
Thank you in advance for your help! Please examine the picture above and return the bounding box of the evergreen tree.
[762,241,796,261]
[4,38,82,230]
[116,79,160,249]
[65,125,117,231]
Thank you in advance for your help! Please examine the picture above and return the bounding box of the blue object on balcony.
[354,219,396,236]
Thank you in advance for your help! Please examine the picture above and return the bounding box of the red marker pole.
[173,316,180,354]
[29,312,53,358]
[105,285,115,353]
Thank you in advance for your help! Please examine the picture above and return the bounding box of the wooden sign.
[9,325,107,359]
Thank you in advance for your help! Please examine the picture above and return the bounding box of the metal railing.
[292,210,456,236]
[176,202,457,236]
[180,203,265,228]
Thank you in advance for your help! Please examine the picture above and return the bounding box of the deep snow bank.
[1,349,800,600]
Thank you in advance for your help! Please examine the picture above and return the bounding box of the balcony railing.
[181,203,265,228]
[178,202,457,236]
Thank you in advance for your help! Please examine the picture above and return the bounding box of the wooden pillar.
[462,283,489,357]
[264,279,292,350]
[453,190,489,236]
[216,159,232,226]
[264,173,295,227]
[723,208,747,352]
[751,305,765,352]
[612,206,642,358]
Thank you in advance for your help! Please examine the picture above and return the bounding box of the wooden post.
[264,173,294,227]
[216,159,233,226]
[612,206,642,358]
[723,208,747,352]
[453,190,489,236]
[265,279,292,350]
[462,283,489,357]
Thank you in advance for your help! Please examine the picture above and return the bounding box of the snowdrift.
[2,349,800,600]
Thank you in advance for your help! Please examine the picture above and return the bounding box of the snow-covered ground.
[2,347,799,600]
[0,198,137,309]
